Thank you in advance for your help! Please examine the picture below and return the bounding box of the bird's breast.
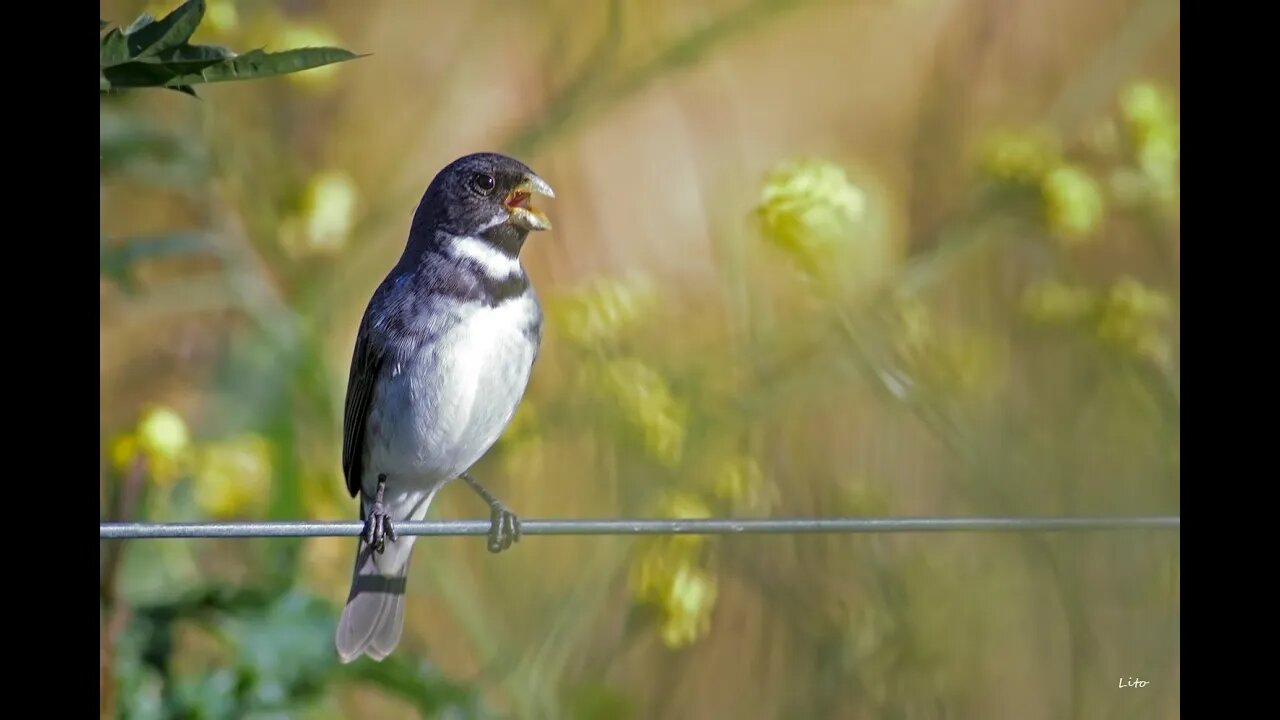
[365,292,541,488]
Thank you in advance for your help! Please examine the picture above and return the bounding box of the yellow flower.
[628,543,719,649]
[193,434,273,519]
[112,406,193,486]
[280,171,360,257]
[629,543,678,602]
[1121,83,1178,150]
[550,276,657,348]
[658,564,718,648]
[138,407,191,460]
[630,491,712,595]
[109,434,140,473]
[757,158,868,275]
[711,455,768,511]
[1041,165,1105,242]
[1020,279,1098,325]
[659,489,711,520]
[980,127,1061,184]
[595,359,687,466]
[1095,277,1172,364]
[1106,277,1172,319]
[1121,82,1179,202]
[658,490,712,553]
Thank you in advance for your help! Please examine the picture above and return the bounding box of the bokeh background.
[99,0,1180,718]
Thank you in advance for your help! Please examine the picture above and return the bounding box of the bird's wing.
[342,308,387,498]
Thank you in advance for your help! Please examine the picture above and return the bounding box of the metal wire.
[100,516,1180,540]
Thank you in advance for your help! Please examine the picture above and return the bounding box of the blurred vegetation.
[101,0,1179,718]
[101,0,362,97]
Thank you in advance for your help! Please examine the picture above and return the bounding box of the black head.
[408,152,555,257]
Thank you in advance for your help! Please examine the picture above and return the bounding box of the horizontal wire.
[100,516,1180,540]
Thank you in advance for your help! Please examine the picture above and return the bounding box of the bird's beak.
[504,173,555,232]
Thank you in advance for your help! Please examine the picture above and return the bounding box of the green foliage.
[111,586,491,719]
[100,0,363,97]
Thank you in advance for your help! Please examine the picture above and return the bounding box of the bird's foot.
[363,474,397,554]
[486,500,522,554]
[461,472,522,553]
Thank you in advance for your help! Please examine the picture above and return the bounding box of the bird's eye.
[469,173,496,196]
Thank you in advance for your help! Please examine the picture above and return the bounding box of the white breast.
[364,292,539,496]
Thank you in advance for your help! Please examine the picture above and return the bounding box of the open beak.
[504,173,555,232]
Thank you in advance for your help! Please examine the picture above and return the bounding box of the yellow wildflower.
[595,359,687,466]
[628,543,719,650]
[1020,279,1098,325]
[193,434,273,519]
[550,276,657,348]
[280,170,360,258]
[1120,82,1180,202]
[757,158,867,275]
[1042,164,1105,242]
[1095,277,1173,365]
[111,406,193,486]
[980,127,1061,184]
[711,454,769,512]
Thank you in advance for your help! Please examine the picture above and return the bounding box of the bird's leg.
[362,473,397,554]
[460,472,521,553]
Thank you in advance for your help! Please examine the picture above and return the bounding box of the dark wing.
[342,310,386,498]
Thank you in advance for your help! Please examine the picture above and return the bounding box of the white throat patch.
[450,235,521,278]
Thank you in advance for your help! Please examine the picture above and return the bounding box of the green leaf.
[100,108,207,182]
[100,29,131,66]
[101,47,363,91]
[128,0,206,59]
[102,45,236,91]
[101,233,216,291]
[149,43,235,66]
[100,1,206,70]
[102,61,185,90]
[123,13,156,35]
[100,19,108,31]
[162,47,364,86]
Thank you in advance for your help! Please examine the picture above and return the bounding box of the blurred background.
[99,0,1179,718]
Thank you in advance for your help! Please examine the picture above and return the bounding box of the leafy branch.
[100,0,365,97]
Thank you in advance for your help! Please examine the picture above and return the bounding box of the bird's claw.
[363,503,396,554]
[487,502,521,554]
[460,471,521,554]
[363,474,397,554]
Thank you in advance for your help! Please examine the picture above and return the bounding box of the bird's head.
[410,152,555,257]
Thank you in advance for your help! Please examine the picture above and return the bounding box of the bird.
[334,152,554,663]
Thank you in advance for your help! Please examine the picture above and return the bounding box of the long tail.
[335,527,418,663]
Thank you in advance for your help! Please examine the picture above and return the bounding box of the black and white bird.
[335,152,553,663]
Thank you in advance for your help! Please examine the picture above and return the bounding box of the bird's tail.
[335,532,418,663]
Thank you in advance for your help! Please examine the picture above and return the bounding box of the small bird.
[335,152,554,663]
